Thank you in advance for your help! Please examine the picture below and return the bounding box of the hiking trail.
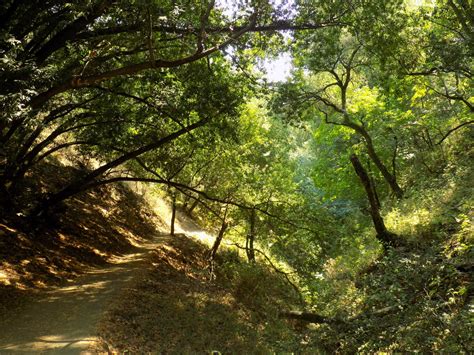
[0,194,215,353]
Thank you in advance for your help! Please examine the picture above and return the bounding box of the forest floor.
[0,159,301,353]
[0,159,215,352]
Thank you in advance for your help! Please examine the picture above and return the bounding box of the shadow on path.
[0,236,170,353]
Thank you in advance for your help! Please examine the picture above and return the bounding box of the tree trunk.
[346,121,404,199]
[30,118,208,216]
[170,193,176,236]
[186,198,199,215]
[209,220,228,260]
[350,153,398,247]
[362,132,404,199]
[246,208,256,262]
[208,205,229,259]
[366,159,381,210]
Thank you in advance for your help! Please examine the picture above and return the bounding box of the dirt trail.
[0,237,169,353]
[0,181,216,354]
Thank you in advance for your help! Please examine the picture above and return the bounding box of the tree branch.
[75,20,344,41]
[431,88,474,112]
[437,120,474,145]
[29,13,258,109]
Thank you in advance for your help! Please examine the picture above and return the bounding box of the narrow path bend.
[0,236,169,353]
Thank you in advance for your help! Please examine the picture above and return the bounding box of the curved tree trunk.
[350,153,399,247]
[30,118,208,217]
[360,130,404,199]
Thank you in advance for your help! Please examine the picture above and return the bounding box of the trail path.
[0,237,170,353]
[0,191,215,354]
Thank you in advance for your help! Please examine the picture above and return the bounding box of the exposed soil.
[0,238,169,353]
[0,159,172,352]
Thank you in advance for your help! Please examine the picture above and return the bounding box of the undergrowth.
[300,145,473,353]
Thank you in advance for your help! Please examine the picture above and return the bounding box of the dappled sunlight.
[0,161,180,353]
[181,229,215,246]
[0,161,173,289]
[140,185,217,246]
[0,223,17,233]
[0,268,15,285]
[1,335,98,353]
[0,0,471,352]
[0,237,162,353]
[96,235,299,353]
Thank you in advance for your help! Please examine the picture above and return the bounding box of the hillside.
[1,154,471,352]
[0,159,303,353]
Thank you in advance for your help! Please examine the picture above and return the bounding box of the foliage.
[307,243,472,353]
[302,125,473,351]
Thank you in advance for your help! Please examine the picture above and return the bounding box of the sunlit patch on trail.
[1,334,99,353]
[143,187,216,246]
[182,230,215,246]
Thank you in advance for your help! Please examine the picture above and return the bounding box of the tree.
[349,153,397,247]
[277,31,405,198]
[0,0,348,212]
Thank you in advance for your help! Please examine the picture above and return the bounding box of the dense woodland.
[0,0,473,352]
